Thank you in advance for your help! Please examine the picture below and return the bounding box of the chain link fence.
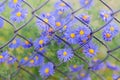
[0,0,120,80]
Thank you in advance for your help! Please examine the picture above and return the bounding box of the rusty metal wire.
[0,0,120,80]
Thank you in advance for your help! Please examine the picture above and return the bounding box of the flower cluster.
[0,0,120,79]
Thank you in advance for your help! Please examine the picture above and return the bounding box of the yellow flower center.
[104,14,109,18]
[63,51,67,56]
[12,40,16,44]
[82,39,86,43]
[85,0,89,4]
[56,22,61,27]
[16,12,22,17]
[25,41,30,45]
[39,47,43,51]
[39,40,44,45]
[59,3,65,7]
[80,73,85,77]
[9,57,13,60]
[73,65,77,68]
[63,25,67,29]
[82,15,88,20]
[0,55,3,59]
[79,30,84,35]
[110,26,114,31]
[13,0,18,4]
[35,56,39,60]
[44,18,48,23]
[89,49,94,54]
[58,11,63,15]
[30,59,34,64]
[45,68,49,74]
[24,57,28,61]
[70,33,75,38]
[106,33,111,38]
[118,78,120,80]
[48,28,53,32]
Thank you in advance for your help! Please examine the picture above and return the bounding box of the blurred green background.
[0,0,120,80]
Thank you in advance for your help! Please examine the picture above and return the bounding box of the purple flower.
[33,54,44,66]
[64,28,78,44]
[106,61,120,71]
[112,74,120,80]
[0,18,4,28]
[102,29,113,41]
[7,56,17,64]
[54,1,70,11]
[78,36,90,45]
[19,56,29,66]
[9,38,21,49]
[10,8,28,23]
[57,48,74,62]
[69,64,83,72]
[39,62,54,77]
[76,26,91,39]
[0,3,5,13]
[90,58,105,71]
[8,0,22,9]
[83,41,98,58]
[22,39,32,48]
[79,0,94,9]
[77,70,91,80]
[37,47,46,54]
[78,14,91,24]
[100,10,112,22]
[27,57,36,67]
[0,51,9,63]
[36,13,55,31]
[104,22,119,36]
[34,36,49,50]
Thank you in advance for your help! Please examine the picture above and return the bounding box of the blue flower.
[19,56,29,66]
[69,64,83,72]
[76,26,91,39]
[0,18,4,28]
[112,74,120,80]
[77,70,91,80]
[90,58,105,71]
[0,3,5,13]
[22,39,32,48]
[36,13,55,31]
[100,10,112,22]
[79,0,94,9]
[104,22,119,36]
[37,47,46,54]
[10,8,28,23]
[54,1,70,11]
[8,0,22,9]
[39,62,54,77]
[7,56,17,64]
[102,29,113,41]
[9,38,21,49]
[83,41,98,58]
[78,36,90,45]
[106,61,120,71]
[27,57,36,67]
[78,14,91,24]
[33,54,44,66]
[0,51,9,63]
[34,36,49,50]
[64,28,78,44]
[57,48,74,62]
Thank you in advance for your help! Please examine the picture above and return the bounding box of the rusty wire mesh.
[0,0,120,80]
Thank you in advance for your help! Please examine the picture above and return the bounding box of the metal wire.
[0,0,120,80]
